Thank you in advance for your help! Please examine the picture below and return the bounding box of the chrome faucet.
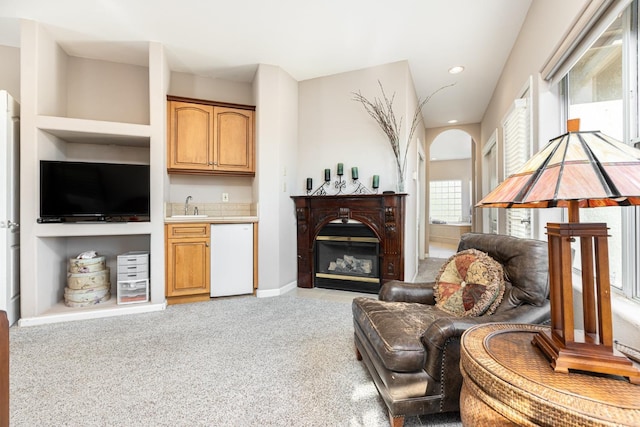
[184,195,192,215]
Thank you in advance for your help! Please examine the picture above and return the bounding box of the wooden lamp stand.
[532,201,640,384]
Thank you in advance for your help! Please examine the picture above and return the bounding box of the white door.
[482,133,498,234]
[0,90,20,326]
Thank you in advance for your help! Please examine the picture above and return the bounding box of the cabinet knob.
[208,162,213,165]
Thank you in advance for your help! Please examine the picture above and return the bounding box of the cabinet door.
[167,101,214,172]
[166,237,210,297]
[213,107,255,174]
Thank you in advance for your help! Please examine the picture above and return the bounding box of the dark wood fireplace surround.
[291,194,406,288]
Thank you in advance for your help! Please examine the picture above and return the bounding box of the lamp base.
[532,329,640,384]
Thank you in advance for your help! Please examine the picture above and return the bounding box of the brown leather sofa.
[352,232,550,427]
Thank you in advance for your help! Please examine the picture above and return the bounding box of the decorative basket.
[67,268,110,290]
[68,256,106,274]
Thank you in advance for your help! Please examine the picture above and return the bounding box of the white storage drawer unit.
[117,279,149,304]
[117,251,149,304]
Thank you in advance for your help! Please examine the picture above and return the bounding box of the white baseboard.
[256,280,297,298]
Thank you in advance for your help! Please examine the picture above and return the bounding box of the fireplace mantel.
[291,194,406,288]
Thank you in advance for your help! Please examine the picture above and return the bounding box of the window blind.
[541,0,632,85]
[502,98,532,238]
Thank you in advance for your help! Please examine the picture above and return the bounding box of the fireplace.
[291,194,406,291]
[315,222,380,293]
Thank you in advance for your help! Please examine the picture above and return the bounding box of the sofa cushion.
[457,233,549,307]
[434,249,505,317]
[352,297,447,372]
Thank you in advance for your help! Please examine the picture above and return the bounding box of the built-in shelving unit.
[19,21,167,325]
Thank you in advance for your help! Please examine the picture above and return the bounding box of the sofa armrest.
[379,280,436,304]
[420,301,550,381]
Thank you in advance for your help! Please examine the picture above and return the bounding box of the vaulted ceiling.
[0,0,532,128]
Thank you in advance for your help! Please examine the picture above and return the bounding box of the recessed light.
[448,66,465,74]
[447,119,458,124]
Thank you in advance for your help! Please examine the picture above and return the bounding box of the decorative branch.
[352,81,454,189]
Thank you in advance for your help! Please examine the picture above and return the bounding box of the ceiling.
[0,0,532,128]
[431,129,473,161]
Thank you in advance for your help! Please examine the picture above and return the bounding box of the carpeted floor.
[416,257,448,282]
[9,292,462,426]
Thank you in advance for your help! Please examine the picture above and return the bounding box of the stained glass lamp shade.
[477,122,640,383]
[477,130,640,214]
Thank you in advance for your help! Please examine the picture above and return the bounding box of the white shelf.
[18,298,166,327]
[20,22,167,324]
[36,115,151,147]
[35,222,153,237]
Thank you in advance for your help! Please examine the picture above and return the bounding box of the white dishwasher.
[210,223,254,297]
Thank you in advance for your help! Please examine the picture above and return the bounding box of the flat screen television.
[39,160,150,223]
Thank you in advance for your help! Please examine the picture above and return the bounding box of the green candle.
[372,175,380,189]
[306,177,313,191]
[351,167,358,180]
[337,163,344,176]
[324,168,331,182]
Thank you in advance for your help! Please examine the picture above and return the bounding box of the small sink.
[170,214,208,219]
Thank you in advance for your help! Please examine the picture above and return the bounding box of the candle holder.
[305,166,377,196]
[351,178,375,194]
[309,180,330,196]
[334,175,347,195]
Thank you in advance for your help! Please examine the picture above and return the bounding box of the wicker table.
[459,323,640,426]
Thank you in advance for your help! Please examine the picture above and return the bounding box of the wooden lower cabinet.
[165,223,210,305]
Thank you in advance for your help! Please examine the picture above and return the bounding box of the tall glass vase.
[397,180,405,193]
[397,167,405,193]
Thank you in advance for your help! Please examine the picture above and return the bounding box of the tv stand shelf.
[34,222,152,237]
[18,298,166,327]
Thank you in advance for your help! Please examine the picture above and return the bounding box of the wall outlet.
[222,192,229,202]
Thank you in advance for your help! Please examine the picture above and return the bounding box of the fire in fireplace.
[315,221,380,293]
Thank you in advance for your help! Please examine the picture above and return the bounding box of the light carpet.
[416,257,447,282]
[10,293,461,426]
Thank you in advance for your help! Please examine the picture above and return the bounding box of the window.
[430,180,462,223]
[502,88,533,239]
[563,3,639,300]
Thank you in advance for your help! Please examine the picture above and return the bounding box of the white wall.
[482,0,640,348]
[429,158,473,223]
[298,60,420,279]
[0,45,20,101]
[67,57,149,125]
[169,71,254,105]
[425,124,480,240]
[166,72,256,205]
[253,64,299,293]
[480,0,588,238]
[298,61,411,193]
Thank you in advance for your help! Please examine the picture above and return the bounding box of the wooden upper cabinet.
[167,96,255,176]
[168,101,214,172]
[214,107,254,174]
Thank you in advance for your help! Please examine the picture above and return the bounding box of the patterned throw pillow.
[434,249,505,317]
